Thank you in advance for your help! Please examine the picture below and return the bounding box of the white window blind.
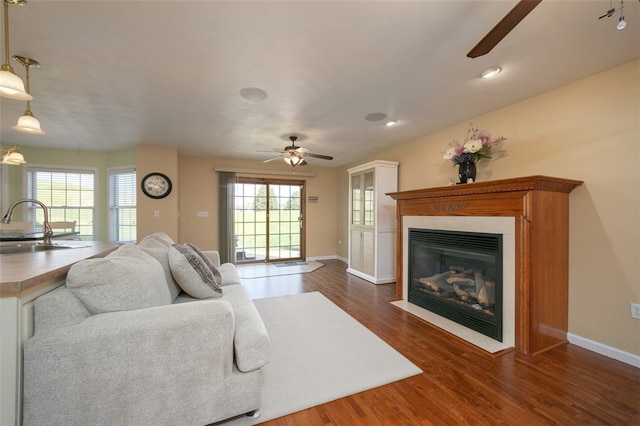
[108,167,136,243]
[26,167,96,239]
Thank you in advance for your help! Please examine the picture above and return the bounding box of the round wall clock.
[141,172,172,199]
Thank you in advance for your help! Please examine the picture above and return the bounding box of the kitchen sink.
[0,242,89,255]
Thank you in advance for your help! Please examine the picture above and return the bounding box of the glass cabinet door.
[351,174,361,226]
[363,171,374,226]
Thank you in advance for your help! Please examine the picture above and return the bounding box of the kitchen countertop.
[0,241,118,296]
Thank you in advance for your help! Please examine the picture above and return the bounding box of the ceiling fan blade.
[262,156,282,163]
[467,0,542,58]
[295,146,311,153]
[304,153,334,161]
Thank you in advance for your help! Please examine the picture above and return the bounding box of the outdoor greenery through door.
[234,178,305,263]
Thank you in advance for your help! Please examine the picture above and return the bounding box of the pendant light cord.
[3,0,11,67]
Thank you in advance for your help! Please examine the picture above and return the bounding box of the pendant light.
[0,146,26,165]
[0,0,31,101]
[12,55,44,134]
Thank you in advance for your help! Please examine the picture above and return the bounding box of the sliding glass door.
[234,178,305,263]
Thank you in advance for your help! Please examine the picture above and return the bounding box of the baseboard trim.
[307,255,349,264]
[346,268,395,284]
[568,333,640,368]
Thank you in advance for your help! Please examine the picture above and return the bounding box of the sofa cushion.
[139,231,175,247]
[66,243,171,315]
[33,286,90,334]
[168,244,223,299]
[137,236,182,302]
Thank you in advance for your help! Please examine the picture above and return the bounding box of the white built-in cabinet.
[347,160,398,284]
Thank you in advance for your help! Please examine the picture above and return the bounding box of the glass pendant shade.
[13,110,44,134]
[1,151,26,165]
[0,66,32,100]
[284,154,302,166]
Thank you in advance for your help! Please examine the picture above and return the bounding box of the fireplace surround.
[388,176,582,355]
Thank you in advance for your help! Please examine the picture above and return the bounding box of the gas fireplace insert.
[408,228,503,341]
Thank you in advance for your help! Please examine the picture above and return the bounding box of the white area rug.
[220,292,422,425]
[237,260,324,279]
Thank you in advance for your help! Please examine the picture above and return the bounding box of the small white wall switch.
[154,210,160,217]
[197,211,209,217]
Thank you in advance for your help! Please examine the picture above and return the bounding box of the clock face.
[141,173,172,199]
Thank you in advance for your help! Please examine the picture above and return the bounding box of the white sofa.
[22,232,271,426]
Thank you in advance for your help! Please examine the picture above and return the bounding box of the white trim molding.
[568,333,640,368]
[213,166,316,177]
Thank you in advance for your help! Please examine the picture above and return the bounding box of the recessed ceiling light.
[385,120,398,127]
[481,66,502,79]
[239,87,268,101]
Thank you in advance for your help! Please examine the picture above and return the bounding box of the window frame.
[107,166,137,243]
[25,164,99,240]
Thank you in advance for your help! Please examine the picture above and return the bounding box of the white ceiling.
[1,0,638,167]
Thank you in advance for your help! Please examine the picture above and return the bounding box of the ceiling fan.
[262,136,334,167]
[467,0,543,58]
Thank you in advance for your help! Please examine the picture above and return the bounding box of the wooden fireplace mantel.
[387,175,583,355]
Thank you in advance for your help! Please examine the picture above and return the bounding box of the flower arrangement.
[443,123,506,165]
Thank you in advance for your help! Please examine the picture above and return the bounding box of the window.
[108,167,136,243]
[234,178,305,263]
[26,166,97,240]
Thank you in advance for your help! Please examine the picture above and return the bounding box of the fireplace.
[408,228,503,341]
[388,176,583,355]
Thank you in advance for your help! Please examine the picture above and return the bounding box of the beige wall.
[338,60,640,356]
[134,152,339,256]
[176,155,338,257]
[135,145,180,242]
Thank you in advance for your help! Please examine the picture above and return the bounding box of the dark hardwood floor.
[240,260,640,425]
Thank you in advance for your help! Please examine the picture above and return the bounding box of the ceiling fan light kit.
[283,152,303,167]
[263,135,333,168]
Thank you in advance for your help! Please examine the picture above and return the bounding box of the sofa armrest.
[203,250,221,267]
[221,285,271,372]
[23,301,235,425]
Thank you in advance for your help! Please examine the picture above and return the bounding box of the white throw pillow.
[168,244,223,299]
[66,243,171,314]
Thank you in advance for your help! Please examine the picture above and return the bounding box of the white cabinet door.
[347,161,398,284]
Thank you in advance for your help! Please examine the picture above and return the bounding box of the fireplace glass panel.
[408,229,503,341]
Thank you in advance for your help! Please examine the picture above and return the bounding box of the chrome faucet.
[2,199,53,245]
